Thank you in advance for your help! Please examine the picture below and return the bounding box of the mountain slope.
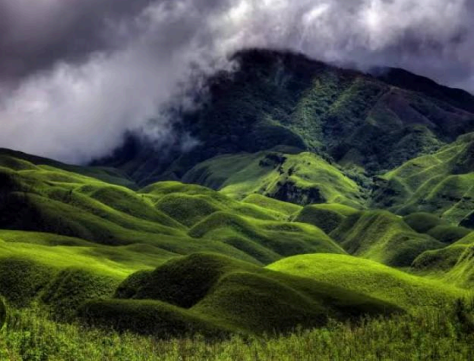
[98,49,474,187]
[373,133,474,225]
[182,151,365,207]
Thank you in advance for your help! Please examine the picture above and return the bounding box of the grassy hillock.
[330,210,444,266]
[1,151,351,268]
[0,148,136,188]
[242,193,302,219]
[413,232,474,288]
[268,254,468,311]
[293,203,358,233]
[183,151,365,207]
[84,253,400,336]
[188,212,344,261]
[373,133,474,225]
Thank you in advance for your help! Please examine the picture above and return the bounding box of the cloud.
[0,0,473,163]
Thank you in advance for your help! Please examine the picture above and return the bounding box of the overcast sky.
[0,0,473,163]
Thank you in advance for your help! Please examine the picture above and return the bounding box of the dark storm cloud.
[0,0,473,163]
[0,0,161,84]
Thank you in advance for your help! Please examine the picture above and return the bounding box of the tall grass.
[1,303,473,361]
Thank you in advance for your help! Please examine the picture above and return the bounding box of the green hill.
[413,232,474,288]
[1,151,348,268]
[82,253,400,336]
[182,151,365,207]
[373,133,474,225]
[268,254,468,311]
[2,48,474,355]
[330,210,444,266]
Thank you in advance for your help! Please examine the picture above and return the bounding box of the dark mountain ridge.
[97,49,474,188]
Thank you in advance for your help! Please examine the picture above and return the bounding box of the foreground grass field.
[1,304,474,361]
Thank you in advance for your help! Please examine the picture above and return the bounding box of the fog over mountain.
[0,0,473,163]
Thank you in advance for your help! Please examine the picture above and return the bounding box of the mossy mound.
[427,225,471,245]
[120,253,256,308]
[188,212,344,260]
[243,194,302,219]
[294,205,346,234]
[79,299,232,338]
[109,253,400,335]
[268,254,467,311]
[191,271,328,333]
[0,258,53,307]
[403,213,446,234]
[330,210,443,267]
[155,194,221,227]
[413,233,474,288]
[41,268,120,320]
[183,151,364,207]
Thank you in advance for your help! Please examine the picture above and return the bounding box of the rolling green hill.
[372,133,474,225]
[81,253,400,336]
[183,151,365,207]
[329,210,444,267]
[0,150,349,270]
[413,232,474,288]
[268,254,468,311]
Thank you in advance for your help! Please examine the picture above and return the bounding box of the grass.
[413,232,474,288]
[101,253,400,335]
[188,212,344,261]
[2,304,474,360]
[330,210,444,267]
[242,194,302,219]
[183,151,365,208]
[2,153,355,267]
[294,204,346,233]
[374,133,474,225]
[268,254,469,311]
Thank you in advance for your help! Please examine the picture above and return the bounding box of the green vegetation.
[103,50,474,186]
[0,298,5,330]
[183,151,365,207]
[2,304,474,361]
[330,210,443,267]
[95,253,398,335]
[268,254,469,311]
[413,232,474,288]
[373,133,474,225]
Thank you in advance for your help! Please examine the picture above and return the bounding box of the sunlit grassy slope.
[1,138,474,342]
[81,253,400,336]
[413,231,474,288]
[373,133,474,225]
[183,151,365,207]
[0,150,347,270]
[329,210,444,267]
[268,254,469,311]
